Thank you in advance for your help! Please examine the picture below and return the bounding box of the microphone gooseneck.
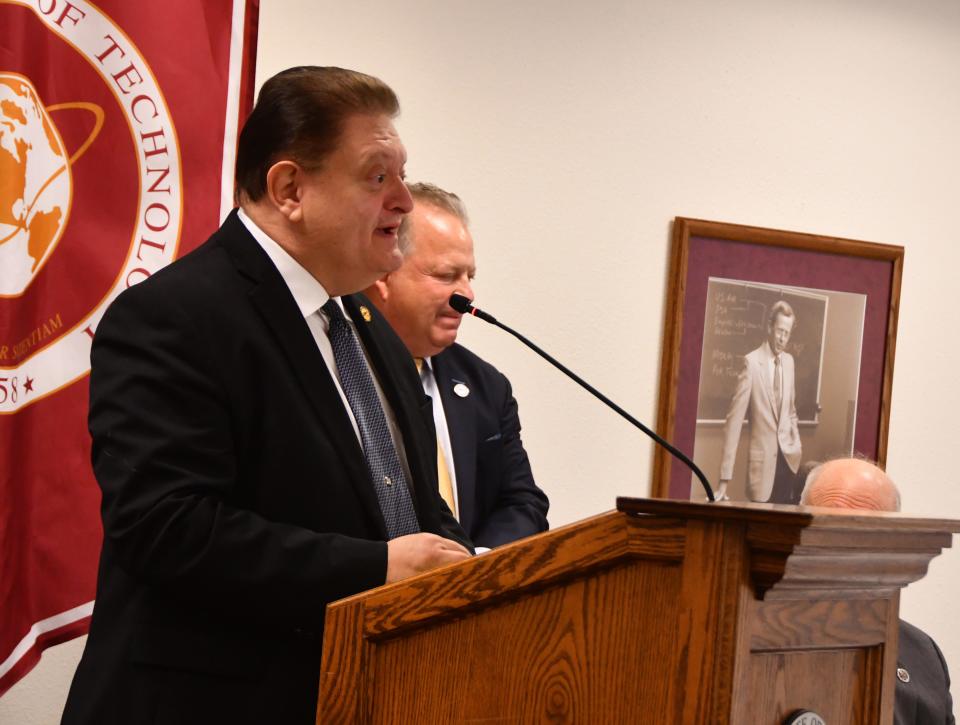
[449,294,715,502]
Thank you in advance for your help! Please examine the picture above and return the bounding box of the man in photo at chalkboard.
[718,300,803,503]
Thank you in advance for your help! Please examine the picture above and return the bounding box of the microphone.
[449,294,715,502]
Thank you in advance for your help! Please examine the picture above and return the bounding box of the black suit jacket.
[896,620,955,724]
[431,343,548,548]
[61,211,470,725]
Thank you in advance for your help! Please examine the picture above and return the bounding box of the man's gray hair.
[768,300,795,327]
[398,182,470,255]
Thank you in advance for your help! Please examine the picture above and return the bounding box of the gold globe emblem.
[0,73,104,297]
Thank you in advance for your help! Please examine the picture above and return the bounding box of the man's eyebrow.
[360,148,402,166]
[431,262,474,273]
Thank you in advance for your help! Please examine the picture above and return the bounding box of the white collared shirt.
[418,357,459,519]
[237,208,411,479]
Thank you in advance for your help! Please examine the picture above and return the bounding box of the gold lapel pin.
[359,305,372,322]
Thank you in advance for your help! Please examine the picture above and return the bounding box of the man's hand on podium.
[386,533,472,583]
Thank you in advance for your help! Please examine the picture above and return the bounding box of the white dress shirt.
[237,208,411,480]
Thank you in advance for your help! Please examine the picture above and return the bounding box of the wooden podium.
[317,499,959,723]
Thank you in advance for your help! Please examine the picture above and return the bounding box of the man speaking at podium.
[61,67,471,725]
[365,182,549,549]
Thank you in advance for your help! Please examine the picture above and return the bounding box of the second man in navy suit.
[366,182,549,549]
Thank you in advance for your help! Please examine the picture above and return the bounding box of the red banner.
[0,0,258,696]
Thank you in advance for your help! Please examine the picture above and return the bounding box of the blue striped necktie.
[322,299,420,539]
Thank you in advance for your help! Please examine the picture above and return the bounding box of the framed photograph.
[653,218,903,503]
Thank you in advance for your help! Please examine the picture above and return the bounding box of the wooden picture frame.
[653,218,903,502]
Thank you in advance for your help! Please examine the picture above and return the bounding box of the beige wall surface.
[4,0,960,720]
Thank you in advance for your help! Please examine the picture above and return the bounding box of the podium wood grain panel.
[317,593,369,723]
[667,518,750,723]
[743,648,879,722]
[369,560,681,723]
[749,599,889,651]
[362,512,686,639]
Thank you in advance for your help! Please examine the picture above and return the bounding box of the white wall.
[5,0,959,720]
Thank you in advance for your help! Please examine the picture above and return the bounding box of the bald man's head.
[801,458,900,512]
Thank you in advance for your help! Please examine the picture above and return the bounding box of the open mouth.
[376,224,399,238]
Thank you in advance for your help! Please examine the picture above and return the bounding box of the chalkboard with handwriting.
[696,279,826,423]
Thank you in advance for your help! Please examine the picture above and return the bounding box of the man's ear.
[369,276,391,304]
[264,161,304,221]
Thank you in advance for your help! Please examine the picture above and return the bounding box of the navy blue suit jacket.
[896,620,955,724]
[431,343,548,548]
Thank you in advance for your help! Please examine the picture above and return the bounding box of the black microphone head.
[449,294,473,314]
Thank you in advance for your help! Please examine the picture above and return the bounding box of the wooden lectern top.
[618,497,960,600]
